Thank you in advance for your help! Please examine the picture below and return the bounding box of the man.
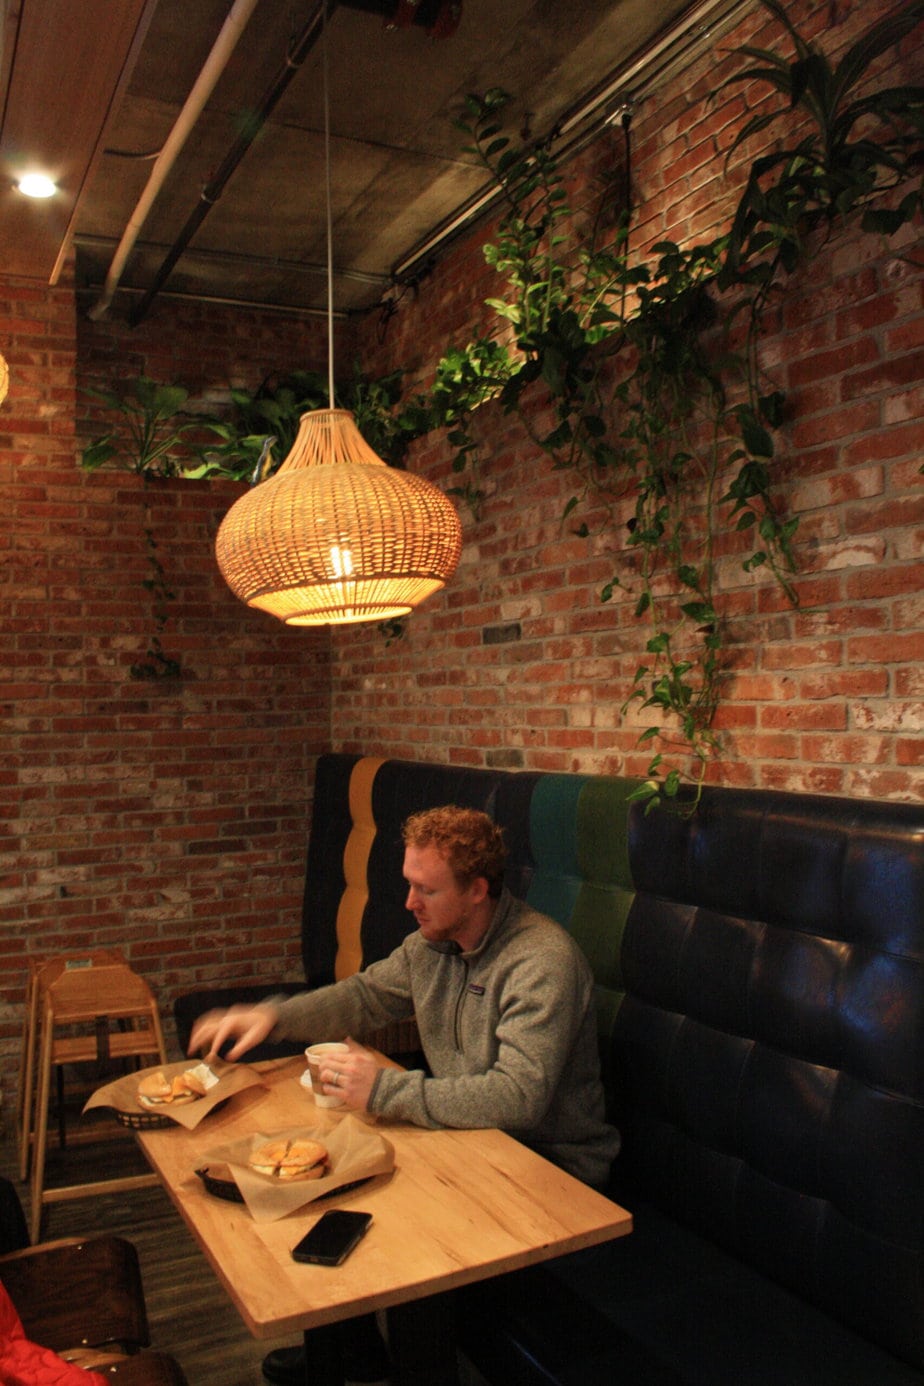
[190,805,620,1384]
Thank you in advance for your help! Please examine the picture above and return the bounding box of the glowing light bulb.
[330,545,354,579]
[17,174,56,199]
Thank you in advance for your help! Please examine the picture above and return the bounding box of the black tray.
[195,1166,372,1204]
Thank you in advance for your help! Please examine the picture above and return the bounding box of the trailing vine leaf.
[130,522,183,680]
[398,338,517,516]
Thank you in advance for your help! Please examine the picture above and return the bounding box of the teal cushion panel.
[526,773,639,1056]
[525,773,589,928]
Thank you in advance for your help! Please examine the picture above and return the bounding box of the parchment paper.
[206,1117,395,1222]
[84,1058,265,1129]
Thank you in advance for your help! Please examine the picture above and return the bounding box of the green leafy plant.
[349,366,416,468]
[399,339,516,516]
[182,367,417,482]
[718,0,924,438]
[407,2,922,810]
[79,377,215,477]
[723,0,924,276]
[418,93,775,807]
[183,370,329,482]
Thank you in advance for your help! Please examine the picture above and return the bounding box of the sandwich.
[248,1137,329,1181]
[138,1067,208,1109]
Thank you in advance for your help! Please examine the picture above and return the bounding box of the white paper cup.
[304,1041,349,1108]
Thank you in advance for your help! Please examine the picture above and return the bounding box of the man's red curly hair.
[402,805,507,897]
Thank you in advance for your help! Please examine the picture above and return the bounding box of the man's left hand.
[317,1036,381,1111]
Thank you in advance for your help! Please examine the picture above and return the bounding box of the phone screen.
[291,1209,372,1266]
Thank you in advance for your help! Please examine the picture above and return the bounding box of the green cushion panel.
[567,776,639,991]
[576,775,639,890]
[572,882,632,992]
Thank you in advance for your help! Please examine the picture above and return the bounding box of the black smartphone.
[291,1209,372,1266]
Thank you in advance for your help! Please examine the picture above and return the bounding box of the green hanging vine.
[397,0,923,809]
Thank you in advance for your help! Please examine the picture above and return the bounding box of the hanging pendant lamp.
[216,4,461,626]
[216,406,462,624]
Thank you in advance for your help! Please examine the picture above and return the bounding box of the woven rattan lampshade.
[215,408,462,625]
[0,353,8,407]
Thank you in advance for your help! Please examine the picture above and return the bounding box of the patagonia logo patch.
[467,983,486,996]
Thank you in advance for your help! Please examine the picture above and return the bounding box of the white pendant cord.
[322,1,335,410]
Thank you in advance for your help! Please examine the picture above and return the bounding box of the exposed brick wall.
[0,285,333,1103]
[0,0,920,1119]
[340,0,923,799]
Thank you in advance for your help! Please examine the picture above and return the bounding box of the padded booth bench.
[175,754,924,1385]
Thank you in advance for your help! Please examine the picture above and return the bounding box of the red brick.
[760,704,848,731]
[848,632,924,664]
[798,670,888,699]
[761,641,843,670]
[896,738,924,766]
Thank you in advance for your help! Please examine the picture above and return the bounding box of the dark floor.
[3,1089,489,1386]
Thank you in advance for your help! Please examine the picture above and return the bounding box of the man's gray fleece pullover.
[272,889,620,1187]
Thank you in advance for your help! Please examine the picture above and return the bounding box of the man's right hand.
[188,1003,278,1062]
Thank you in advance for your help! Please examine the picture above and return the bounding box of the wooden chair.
[17,951,126,1181]
[29,961,169,1242]
[0,1232,188,1384]
[0,1234,149,1352]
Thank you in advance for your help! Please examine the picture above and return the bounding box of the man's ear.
[469,875,490,905]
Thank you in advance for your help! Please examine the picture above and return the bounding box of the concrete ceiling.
[0,0,751,324]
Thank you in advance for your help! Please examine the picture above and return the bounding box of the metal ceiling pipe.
[129,0,336,327]
[86,0,260,321]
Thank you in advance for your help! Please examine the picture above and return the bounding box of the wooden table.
[135,1058,632,1383]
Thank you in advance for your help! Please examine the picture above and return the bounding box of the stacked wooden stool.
[16,954,169,1242]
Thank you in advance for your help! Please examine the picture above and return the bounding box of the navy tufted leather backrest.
[301,751,360,985]
[361,758,520,966]
[614,786,924,1367]
[302,755,541,985]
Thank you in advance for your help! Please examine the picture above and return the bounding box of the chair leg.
[56,1063,67,1151]
[149,1003,169,1067]
[29,1007,54,1244]
[17,971,39,1182]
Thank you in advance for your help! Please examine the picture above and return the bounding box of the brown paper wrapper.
[83,1058,265,1129]
[206,1117,395,1222]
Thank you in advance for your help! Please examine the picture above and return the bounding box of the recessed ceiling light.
[17,173,57,199]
